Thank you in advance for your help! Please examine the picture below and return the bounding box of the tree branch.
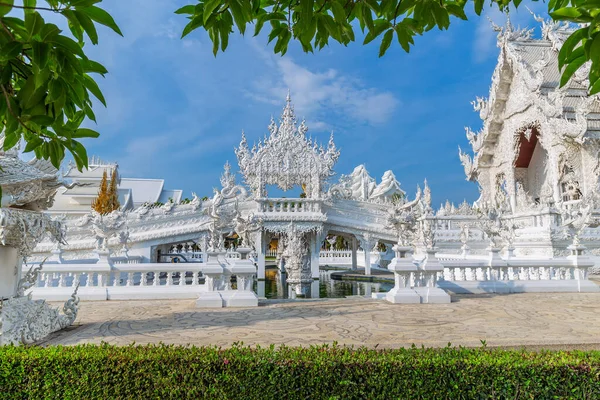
[0,2,63,12]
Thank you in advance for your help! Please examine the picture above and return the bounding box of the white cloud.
[247,41,399,127]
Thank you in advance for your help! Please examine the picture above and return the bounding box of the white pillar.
[364,248,371,276]
[351,236,358,270]
[256,230,266,280]
[311,233,320,279]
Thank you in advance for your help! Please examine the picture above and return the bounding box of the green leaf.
[589,35,600,68]
[228,0,248,35]
[446,4,467,20]
[50,35,86,58]
[80,6,123,36]
[182,15,204,38]
[74,10,99,44]
[362,6,375,32]
[32,41,50,69]
[589,74,600,94]
[560,55,587,87]
[379,29,393,57]
[174,5,196,15]
[23,136,43,153]
[27,115,55,126]
[364,20,391,45]
[0,0,13,17]
[73,128,100,138]
[551,7,585,21]
[558,28,586,70]
[80,59,108,75]
[1,41,23,61]
[331,2,346,24]
[82,74,106,106]
[300,0,314,25]
[25,11,44,38]
[474,0,484,15]
[3,131,20,151]
[203,0,221,24]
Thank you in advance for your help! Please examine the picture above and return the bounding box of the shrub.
[0,344,598,399]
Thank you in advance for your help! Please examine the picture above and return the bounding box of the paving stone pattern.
[42,293,600,349]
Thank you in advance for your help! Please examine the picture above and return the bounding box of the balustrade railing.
[28,263,207,301]
[256,198,322,213]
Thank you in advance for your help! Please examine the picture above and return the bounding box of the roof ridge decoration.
[528,9,574,51]
[235,92,340,199]
[489,15,534,45]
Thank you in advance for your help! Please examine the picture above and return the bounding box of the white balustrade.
[25,253,260,306]
[27,263,207,301]
[436,254,599,294]
[266,249,278,258]
[256,198,323,214]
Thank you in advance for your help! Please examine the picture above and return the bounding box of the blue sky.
[70,0,549,207]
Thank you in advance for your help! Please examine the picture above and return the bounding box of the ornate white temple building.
[13,18,600,313]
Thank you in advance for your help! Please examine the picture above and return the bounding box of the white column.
[351,236,358,270]
[311,233,320,279]
[358,234,374,276]
[256,230,266,280]
[364,247,371,276]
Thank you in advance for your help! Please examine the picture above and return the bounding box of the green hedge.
[1,344,599,399]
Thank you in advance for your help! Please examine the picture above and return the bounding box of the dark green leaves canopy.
[0,0,121,172]
[176,0,600,94]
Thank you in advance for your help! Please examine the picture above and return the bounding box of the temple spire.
[280,89,297,134]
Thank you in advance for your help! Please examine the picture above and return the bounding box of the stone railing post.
[385,245,420,304]
[195,251,224,307]
[416,248,451,304]
[228,247,259,307]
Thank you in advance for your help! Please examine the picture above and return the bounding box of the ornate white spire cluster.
[235,93,340,198]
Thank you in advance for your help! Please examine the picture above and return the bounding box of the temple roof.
[236,93,340,197]
[459,18,600,181]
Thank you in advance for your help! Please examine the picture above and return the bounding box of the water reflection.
[255,267,393,299]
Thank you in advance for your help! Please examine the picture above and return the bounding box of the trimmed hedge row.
[1,344,599,399]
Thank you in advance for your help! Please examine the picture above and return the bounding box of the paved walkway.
[43,292,600,349]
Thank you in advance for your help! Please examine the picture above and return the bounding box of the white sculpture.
[0,137,79,345]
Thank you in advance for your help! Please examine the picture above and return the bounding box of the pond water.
[254,267,393,299]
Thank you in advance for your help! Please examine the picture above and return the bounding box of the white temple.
[3,18,597,330]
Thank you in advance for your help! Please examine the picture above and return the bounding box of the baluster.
[72,273,80,288]
[166,272,173,286]
[44,273,51,287]
[83,272,90,287]
[141,272,148,286]
[126,272,134,286]
[179,271,185,286]
[152,271,159,286]
[192,271,199,286]
[59,273,66,287]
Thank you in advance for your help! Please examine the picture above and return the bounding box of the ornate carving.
[0,286,79,345]
[0,209,64,257]
[91,210,126,250]
[236,93,339,198]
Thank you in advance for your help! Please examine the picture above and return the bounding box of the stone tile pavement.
[41,292,600,350]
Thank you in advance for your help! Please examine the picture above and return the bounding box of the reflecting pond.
[254,267,393,299]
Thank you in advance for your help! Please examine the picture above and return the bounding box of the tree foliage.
[176,0,600,94]
[91,167,119,214]
[0,0,121,173]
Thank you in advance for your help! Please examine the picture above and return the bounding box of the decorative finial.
[286,89,291,103]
